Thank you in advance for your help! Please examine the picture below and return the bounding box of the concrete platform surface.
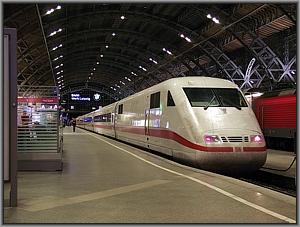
[4,127,296,223]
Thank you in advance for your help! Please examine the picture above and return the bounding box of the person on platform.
[21,111,30,125]
[72,118,76,132]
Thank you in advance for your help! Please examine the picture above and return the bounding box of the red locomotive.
[251,90,296,151]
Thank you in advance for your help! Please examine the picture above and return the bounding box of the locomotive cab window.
[183,88,247,109]
[167,91,175,106]
[118,104,123,114]
[150,92,160,109]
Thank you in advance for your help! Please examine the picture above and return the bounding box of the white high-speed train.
[77,77,267,173]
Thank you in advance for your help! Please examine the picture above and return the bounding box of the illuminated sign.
[93,93,101,101]
[71,94,90,101]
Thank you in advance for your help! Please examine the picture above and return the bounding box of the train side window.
[167,91,175,106]
[118,104,123,114]
[150,92,160,109]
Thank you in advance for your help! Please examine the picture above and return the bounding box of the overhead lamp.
[120,15,125,20]
[61,70,63,72]
[112,33,116,36]
[105,45,109,48]
[207,14,212,19]
[56,5,61,10]
[49,28,63,37]
[89,77,91,79]
[185,37,191,42]
[93,68,96,71]
[91,72,94,75]
[97,62,99,64]
[149,58,158,64]
[162,48,173,55]
[56,72,61,75]
[291,71,295,74]
[55,65,60,69]
[45,8,54,15]
[212,17,220,24]
[100,54,104,58]
[60,63,63,66]
[52,44,62,51]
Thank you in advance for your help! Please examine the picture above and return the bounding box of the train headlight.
[204,135,221,144]
[250,135,264,143]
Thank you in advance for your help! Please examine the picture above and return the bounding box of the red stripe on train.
[93,124,266,153]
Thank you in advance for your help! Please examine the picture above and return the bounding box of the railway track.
[238,170,296,197]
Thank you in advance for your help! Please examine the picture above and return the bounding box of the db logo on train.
[93,93,101,101]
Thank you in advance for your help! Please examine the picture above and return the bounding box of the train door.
[113,104,118,139]
[144,108,150,138]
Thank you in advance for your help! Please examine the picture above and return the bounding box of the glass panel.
[17,86,60,153]
[150,92,160,109]
[167,91,175,106]
[183,88,219,107]
[183,88,248,108]
[214,88,248,107]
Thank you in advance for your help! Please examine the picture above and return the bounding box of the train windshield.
[183,88,248,108]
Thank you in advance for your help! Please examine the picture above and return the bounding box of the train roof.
[118,76,237,103]
[77,77,237,118]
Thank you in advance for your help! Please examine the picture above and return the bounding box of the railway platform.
[3,127,296,223]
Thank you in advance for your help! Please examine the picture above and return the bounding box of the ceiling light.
[56,5,61,10]
[185,37,191,42]
[93,68,96,71]
[91,72,93,75]
[105,45,109,48]
[89,77,91,79]
[291,71,295,74]
[100,55,104,58]
[112,33,116,36]
[163,48,173,55]
[97,62,99,64]
[207,14,212,19]
[212,17,220,24]
[149,58,158,64]
[180,34,185,38]
[121,15,125,20]
[45,8,54,15]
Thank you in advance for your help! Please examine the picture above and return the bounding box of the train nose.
[195,150,267,174]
